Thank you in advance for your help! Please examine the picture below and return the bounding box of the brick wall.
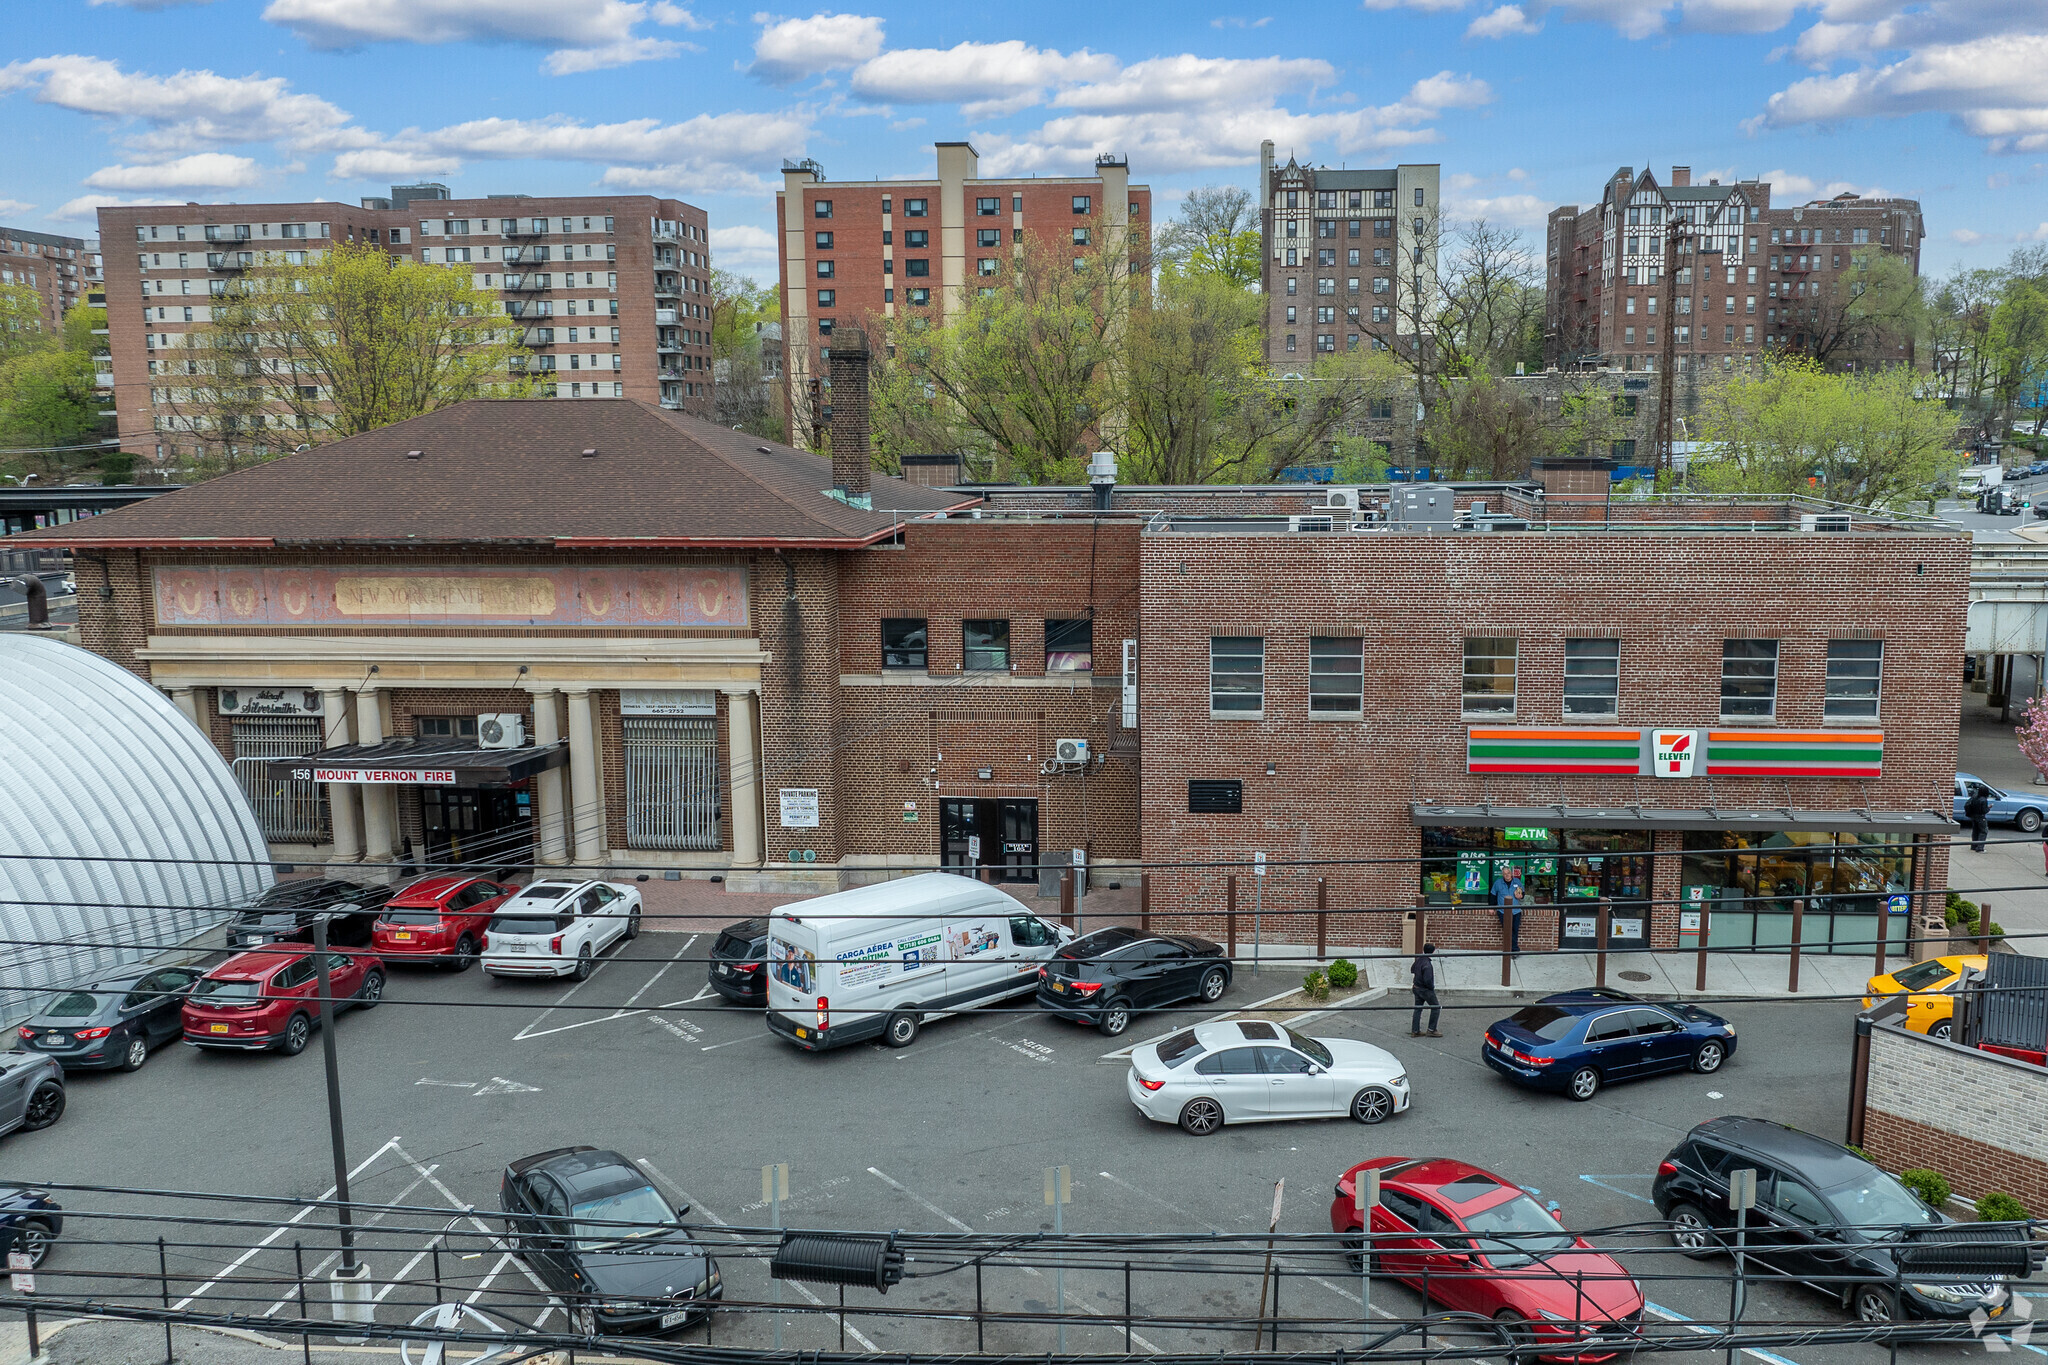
[759,550,842,863]
[75,549,152,678]
[1863,1024,2048,1214]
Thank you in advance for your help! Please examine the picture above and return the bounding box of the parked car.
[1954,774,2045,833]
[1330,1156,1644,1359]
[1038,926,1231,1037]
[373,876,519,969]
[1126,1019,1410,1134]
[1654,1115,2036,1324]
[708,919,769,1005]
[499,1146,721,1336]
[0,1053,65,1138]
[17,964,203,1071]
[0,1187,63,1268]
[1483,989,1737,1101]
[482,881,641,982]
[181,948,384,1054]
[1861,954,1987,1040]
[224,879,394,951]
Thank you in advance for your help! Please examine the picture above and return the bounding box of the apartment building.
[1256,142,1440,368]
[1,226,91,333]
[775,141,1151,443]
[1544,165,1923,373]
[97,189,712,463]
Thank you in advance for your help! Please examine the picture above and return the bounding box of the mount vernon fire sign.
[1465,728,1883,779]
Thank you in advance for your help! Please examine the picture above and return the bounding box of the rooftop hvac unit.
[477,713,526,749]
[1054,738,1090,764]
[1799,513,1853,532]
[1288,514,1335,532]
[1318,487,1360,513]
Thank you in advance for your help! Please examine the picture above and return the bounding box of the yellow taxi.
[1862,954,1987,1039]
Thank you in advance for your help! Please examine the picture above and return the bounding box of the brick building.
[25,386,1966,951]
[1,225,91,333]
[1256,141,1440,368]
[97,188,712,465]
[1545,165,1923,374]
[775,142,1151,444]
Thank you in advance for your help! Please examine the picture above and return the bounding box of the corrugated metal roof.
[0,635,272,1023]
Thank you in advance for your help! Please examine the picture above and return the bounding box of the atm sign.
[1652,731,1697,778]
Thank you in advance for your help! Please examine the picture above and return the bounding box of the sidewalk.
[1951,688,2048,955]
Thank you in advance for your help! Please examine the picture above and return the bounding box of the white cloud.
[650,1,715,27]
[1467,4,1540,37]
[748,12,885,84]
[542,37,696,74]
[84,152,263,189]
[1210,14,1273,25]
[51,194,163,221]
[1763,29,2048,151]
[1952,227,1987,245]
[0,55,360,155]
[850,41,1116,119]
[1759,166,1893,201]
[263,0,695,75]
[1402,69,1493,110]
[712,223,778,274]
[1361,0,1467,10]
[0,198,34,216]
[329,148,464,179]
[1506,165,1529,180]
[86,0,212,7]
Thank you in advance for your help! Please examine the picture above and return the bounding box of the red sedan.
[371,876,518,968]
[1330,1157,1643,1361]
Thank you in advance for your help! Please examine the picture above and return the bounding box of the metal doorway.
[623,716,721,850]
[940,799,1038,882]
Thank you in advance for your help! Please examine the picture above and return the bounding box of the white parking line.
[260,1164,440,1316]
[512,935,694,1041]
[389,1142,559,1310]
[172,1135,403,1311]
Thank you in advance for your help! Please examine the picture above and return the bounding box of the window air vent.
[1188,779,1243,814]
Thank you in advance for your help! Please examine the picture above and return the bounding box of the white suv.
[482,881,642,981]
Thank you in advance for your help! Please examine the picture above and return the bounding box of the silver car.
[1125,1019,1411,1135]
[0,1051,66,1138]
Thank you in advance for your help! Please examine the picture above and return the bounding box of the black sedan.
[224,880,394,951]
[1654,1115,2040,1324]
[1036,926,1230,1037]
[707,919,768,1005]
[17,964,203,1071]
[0,1187,63,1268]
[499,1147,722,1336]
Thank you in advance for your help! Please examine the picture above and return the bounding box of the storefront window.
[1680,830,1914,953]
[1418,826,1564,905]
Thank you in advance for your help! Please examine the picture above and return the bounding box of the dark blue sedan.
[0,1187,63,1268]
[1482,989,1737,1101]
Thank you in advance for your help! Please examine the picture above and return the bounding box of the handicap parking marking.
[512,934,696,1041]
[1578,1173,1658,1205]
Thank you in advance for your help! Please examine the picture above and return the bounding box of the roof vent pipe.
[1088,450,1116,511]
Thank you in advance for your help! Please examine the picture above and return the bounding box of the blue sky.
[4,0,2045,283]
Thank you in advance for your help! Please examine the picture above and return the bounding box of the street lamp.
[310,913,373,1334]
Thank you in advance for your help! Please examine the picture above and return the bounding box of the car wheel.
[1097,1000,1132,1037]
[625,909,642,941]
[1851,1284,1897,1324]
[1568,1066,1601,1101]
[280,1013,311,1056]
[453,934,478,970]
[120,1033,149,1072]
[1178,1097,1224,1135]
[1351,1086,1395,1124]
[573,945,594,982]
[15,1221,53,1269]
[1198,967,1227,1003]
[574,1304,600,1336]
[21,1082,63,1131]
[1344,1230,1376,1273]
[2020,809,2044,834]
[356,970,385,1009]
[1929,1020,1953,1041]
[883,1012,919,1048]
[1667,1202,1720,1259]
[1693,1040,1725,1073]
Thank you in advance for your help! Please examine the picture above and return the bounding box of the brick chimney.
[1671,165,1691,188]
[828,326,871,498]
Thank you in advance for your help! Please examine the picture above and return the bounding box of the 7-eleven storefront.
[1414,727,1947,954]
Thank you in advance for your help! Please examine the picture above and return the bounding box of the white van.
[764,872,1071,1051]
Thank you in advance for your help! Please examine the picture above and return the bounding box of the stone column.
[320,687,361,863]
[530,688,567,864]
[354,686,395,865]
[566,689,603,865]
[726,688,763,866]
[170,687,201,729]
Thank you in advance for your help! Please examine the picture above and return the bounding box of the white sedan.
[482,880,642,981]
[1126,1019,1410,1135]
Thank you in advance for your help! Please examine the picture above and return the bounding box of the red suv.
[372,876,518,968]
[182,948,385,1055]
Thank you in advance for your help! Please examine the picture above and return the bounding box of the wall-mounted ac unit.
[1054,738,1090,764]
[1319,487,1360,513]
[477,713,526,749]
[1288,514,1335,532]
[1798,513,1852,532]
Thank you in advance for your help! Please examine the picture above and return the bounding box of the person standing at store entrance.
[1490,865,1524,954]
[1410,943,1441,1038]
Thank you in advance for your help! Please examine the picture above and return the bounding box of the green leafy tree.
[1155,186,1260,289]
[709,271,783,440]
[0,281,47,359]
[1797,253,1927,369]
[0,300,112,481]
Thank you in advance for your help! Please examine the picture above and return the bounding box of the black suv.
[707,919,768,1005]
[223,880,394,951]
[1036,925,1230,1037]
[1653,1116,2036,1324]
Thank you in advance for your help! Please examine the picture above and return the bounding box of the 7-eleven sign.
[1653,730,1698,777]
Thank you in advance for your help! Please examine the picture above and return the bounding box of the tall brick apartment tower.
[774,141,1152,446]
[99,188,713,464]
[1255,141,1440,369]
[0,225,91,332]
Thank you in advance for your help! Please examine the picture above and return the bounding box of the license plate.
[210,1023,229,1034]
[1051,981,1066,992]
[394,932,413,941]
[508,945,527,954]
[795,1027,809,1039]
[718,965,733,976]
[44,1035,65,1046]
[661,1309,690,1329]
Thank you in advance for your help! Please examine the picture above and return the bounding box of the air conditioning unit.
[1054,738,1090,764]
[1319,487,1360,513]
[1288,515,1335,532]
[1799,513,1853,532]
[477,713,526,749]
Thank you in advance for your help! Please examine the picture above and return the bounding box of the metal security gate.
[231,717,328,842]
[623,716,720,850]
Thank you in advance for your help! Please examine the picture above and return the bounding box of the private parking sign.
[1652,730,1697,778]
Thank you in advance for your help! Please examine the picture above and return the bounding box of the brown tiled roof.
[20,400,972,548]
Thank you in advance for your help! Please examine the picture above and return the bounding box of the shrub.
[1844,1144,1869,1160]
[1302,970,1330,1002]
[1976,1192,2029,1223]
[1899,1168,1952,1208]
[1944,893,1977,926]
[1328,957,1359,990]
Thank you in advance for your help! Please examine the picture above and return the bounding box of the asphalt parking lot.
[2,930,2035,1363]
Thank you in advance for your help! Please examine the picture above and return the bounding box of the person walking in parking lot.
[1490,865,1524,954]
[1965,785,1992,853]
[1410,943,1441,1037]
